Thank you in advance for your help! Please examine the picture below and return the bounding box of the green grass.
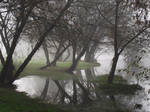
[94,75,127,84]
[98,83,142,95]
[0,60,100,80]
[63,100,133,112]
[95,75,142,95]
[0,88,69,112]
[0,87,133,112]
[21,61,99,79]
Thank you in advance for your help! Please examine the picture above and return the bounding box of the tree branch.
[118,27,149,55]
[12,0,73,82]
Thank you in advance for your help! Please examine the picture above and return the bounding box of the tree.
[43,23,71,67]
[0,0,73,87]
[107,0,150,83]
[24,1,72,68]
[66,0,102,72]
[0,0,37,86]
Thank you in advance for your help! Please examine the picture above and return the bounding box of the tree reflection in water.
[14,68,147,112]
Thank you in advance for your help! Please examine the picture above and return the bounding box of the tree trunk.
[84,48,90,62]
[84,43,98,62]
[107,1,120,84]
[67,44,77,72]
[0,60,14,86]
[0,50,5,66]
[51,44,70,66]
[7,1,72,85]
[63,48,70,61]
[0,29,10,55]
[107,54,119,84]
[67,47,87,72]
[53,42,63,64]
[67,58,78,73]
[0,3,35,86]
[40,44,70,69]
[43,41,50,65]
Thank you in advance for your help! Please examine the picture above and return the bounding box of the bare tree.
[107,0,150,83]
[0,0,73,87]
[66,0,102,72]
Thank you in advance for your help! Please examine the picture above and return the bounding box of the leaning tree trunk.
[67,47,87,73]
[0,2,35,86]
[51,44,70,66]
[107,54,119,84]
[63,48,71,61]
[8,1,73,85]
[50,42,63,66]
[40,44,70,69]
[107,1,120,84]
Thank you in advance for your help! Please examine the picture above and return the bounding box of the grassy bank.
[95,75,142,95]
[0,88,69,112]
[0,61,139,112]
[21,61,100,79]
[0,61,99,112]
[0,60,100,80]
[0,87,132,112]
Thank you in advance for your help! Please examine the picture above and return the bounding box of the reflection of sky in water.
[14,76,59,99]
[14,76,45,97]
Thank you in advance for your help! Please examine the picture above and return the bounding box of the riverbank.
[0,87,69,112]
[0,61,100,112]
[20,61,100,79]
[0,61,100,79]
[0,61,142,112]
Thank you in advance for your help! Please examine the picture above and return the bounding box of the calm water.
[13,52,150,112]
